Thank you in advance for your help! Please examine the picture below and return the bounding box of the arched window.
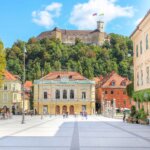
[55,90,60,99]
[70,90,74,99]
[63,90,67,99]
[146,34,149,50]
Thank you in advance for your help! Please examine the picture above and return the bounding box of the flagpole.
[21,45,26,124]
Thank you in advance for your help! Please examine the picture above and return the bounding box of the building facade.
[131,10,150,92]
[34,72,95,115]
[130,10,150,113]
[37,21,109,45]
[23,81,33,112]
[94,71,131,113]
[0,71,22,113]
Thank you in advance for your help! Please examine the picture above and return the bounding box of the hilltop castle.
[37,21,109,45]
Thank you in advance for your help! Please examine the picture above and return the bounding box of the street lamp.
[21,46,26,124]
[41,69,44,120]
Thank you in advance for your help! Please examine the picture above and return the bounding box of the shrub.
[130,105,136,117]
[137,108,147,121]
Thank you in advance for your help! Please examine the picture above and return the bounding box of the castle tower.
[97,21,104,32]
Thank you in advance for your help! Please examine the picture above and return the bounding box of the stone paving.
[0,115,150,150]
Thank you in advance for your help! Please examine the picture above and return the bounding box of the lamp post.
[21,46,26,124]
[41,70,44,119]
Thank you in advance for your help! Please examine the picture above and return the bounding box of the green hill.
[5,33,133,81]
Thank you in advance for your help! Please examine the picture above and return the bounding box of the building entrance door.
[62,105,67,114]
[43,105,48,114]
[70,105,74,115]
[82,105,86,112]
[56,105,60,114]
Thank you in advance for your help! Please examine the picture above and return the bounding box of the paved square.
[0,115,150,150]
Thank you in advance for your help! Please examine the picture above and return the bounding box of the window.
[141,70,143,85]
[146,67,149,84]
[82,92,86,99]
[146,34,149,50]
[136,45,138,57]
[137,72,139,86]
[121,82,126,86]
[3,93,7,101]
[124,100,126,106]
[13,84,15,91]
[44,92,47,99]
[105,91,107,94]
[140,41,142,54]
[123,90,126,95]
[55,90,60,99]
[70,90,74,99]
[111,90,114,94]
[63,90,67,99]
[110,81,115,86]
[13,93,17,101]
[4,84,7,90]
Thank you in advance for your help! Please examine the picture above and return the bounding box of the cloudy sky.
[0,0,150,47]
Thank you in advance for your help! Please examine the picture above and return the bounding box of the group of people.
[0,106,12,119]
[80,111,88,119]
[62,112,69,118]
[62,111,88,119]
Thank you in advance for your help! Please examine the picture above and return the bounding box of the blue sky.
[0,0,150,48]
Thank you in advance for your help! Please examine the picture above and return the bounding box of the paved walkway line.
[70,120,80,150]
[0,117,58,140]
[104,121,150,143]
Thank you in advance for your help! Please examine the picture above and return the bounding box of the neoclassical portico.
[34,71,95,115]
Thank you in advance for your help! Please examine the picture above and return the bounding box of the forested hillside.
[5,33,133,81]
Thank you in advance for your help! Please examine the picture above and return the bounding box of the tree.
[44,62,51,75]
[0,41,6,86]
[5,33,133,81]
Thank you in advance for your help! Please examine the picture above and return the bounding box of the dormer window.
[110,81,115,86]
[121,81,126,86]
[69,75,72,79]
[57,75,60,79]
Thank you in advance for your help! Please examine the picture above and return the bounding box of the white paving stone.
[0,115,150,150]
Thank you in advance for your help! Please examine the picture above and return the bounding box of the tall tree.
[0,41,6,86]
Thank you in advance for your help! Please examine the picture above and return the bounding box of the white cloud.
[135,17,143,25]
[32,2,62,28]
[69,0,134,29]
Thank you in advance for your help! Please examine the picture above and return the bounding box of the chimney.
[97,21,104,32]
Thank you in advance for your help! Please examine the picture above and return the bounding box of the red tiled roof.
[41,71,86,80]
[24,81,32,88]
[4,71,17,81]
[96,71,131,87]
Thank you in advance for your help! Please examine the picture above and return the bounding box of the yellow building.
[130,10,150,113]
[0,71,22,114]
[34,71,95,115]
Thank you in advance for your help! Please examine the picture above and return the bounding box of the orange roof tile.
[96,71,131,87]
[41,71,86,80]
[4,71,17,81]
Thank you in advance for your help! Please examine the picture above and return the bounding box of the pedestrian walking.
[63,112,65,119]
[123,111,126,122]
